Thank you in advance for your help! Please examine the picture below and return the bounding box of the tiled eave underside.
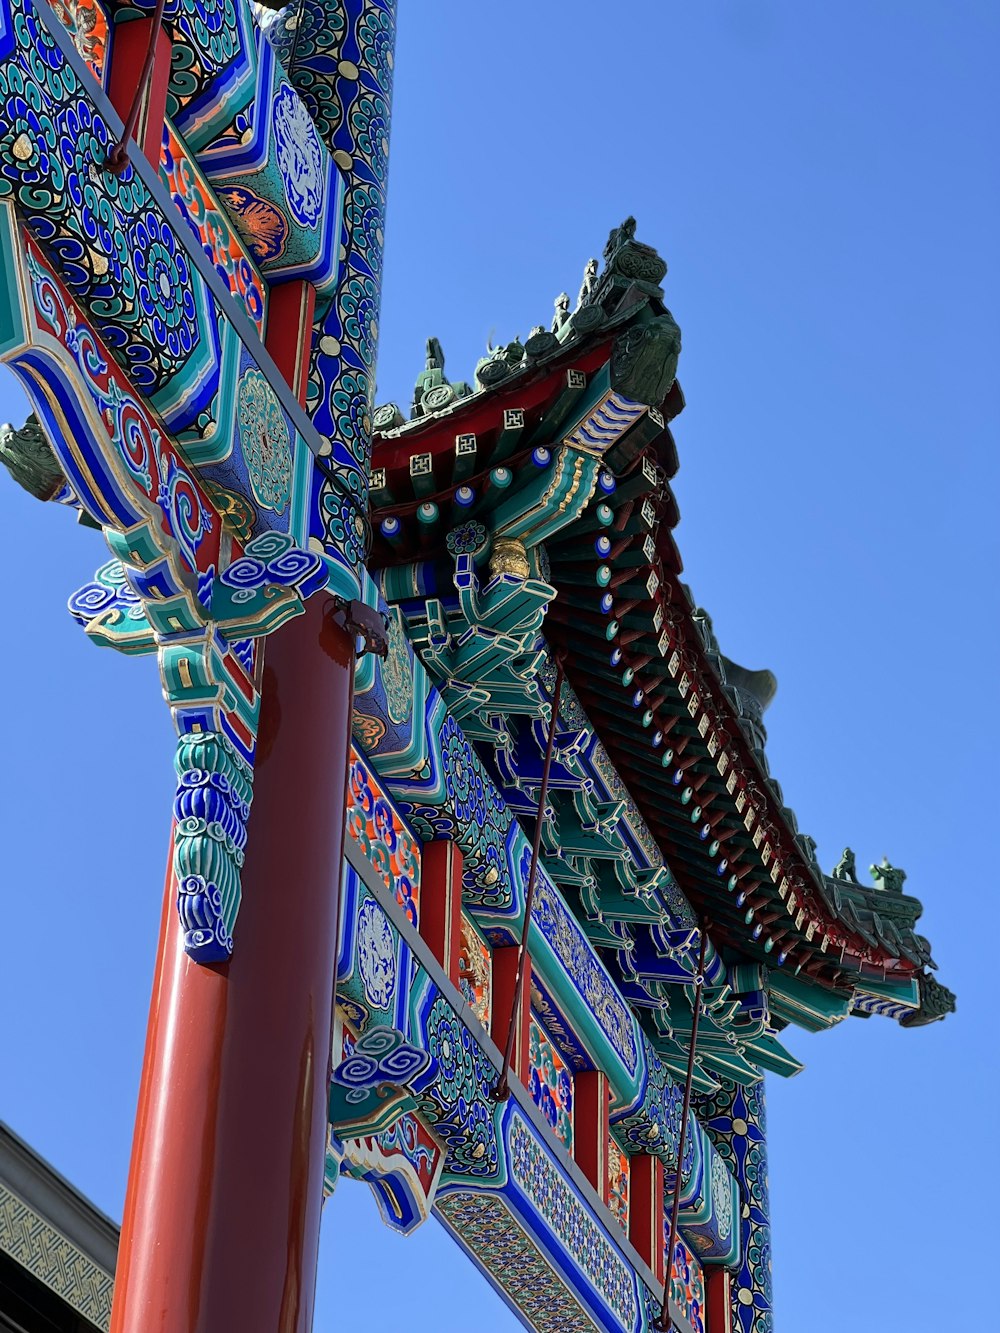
[542,470,924,991]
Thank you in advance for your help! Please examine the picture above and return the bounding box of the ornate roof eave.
[367,219,948,1026]
[371,381,683,529]
[369,243,684,558]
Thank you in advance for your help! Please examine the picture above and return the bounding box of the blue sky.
[1,2,997,1329]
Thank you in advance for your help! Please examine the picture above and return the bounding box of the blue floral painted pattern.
[132,211,199,362]
[272,81,324,229]
[441,714,487,829]
[419,992,499,1178]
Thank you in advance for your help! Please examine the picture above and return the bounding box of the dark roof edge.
[0,1121,119,1276]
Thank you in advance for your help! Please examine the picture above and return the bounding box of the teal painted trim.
[741,1033,804,1079]
[323,554,362,603]
[160,324,240,468]
[768,973,852,1031]
[856,974,920,1007]
[490,448,600,546]
[290,417,315,549]
[0,204,26,356]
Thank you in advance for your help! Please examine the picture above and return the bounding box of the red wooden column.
[265,282,318,409]
[420,839,463,984]
[629,1154,666,1284]
[574,1070,609,1197]
[110,597,355,1333]
[107,20,172,168]
[491,946,530,1084]
[705,1266,733,1333]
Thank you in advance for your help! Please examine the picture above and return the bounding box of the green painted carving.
[575,257,599,310]
[831,847,859,883]
[610,312,682,407]
[159,637,259,740]
[601,215,668,289]
[330,1084,419,1140]
[208,533,329,638]
[411,337,471,419]
[69,560,157,655]
[77,531,329,656]
[605,216,637,255]
[476,337,526,388]
[550,292,570,335]
[719,654,779,715]
[870,855,907,894]
[569,303,606,338]
[0,413,64,501]
[373,403,405,431]
[525,326,560,358]
[901,973,957,1027]
[821,860,936,973]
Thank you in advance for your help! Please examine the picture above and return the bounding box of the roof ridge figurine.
[411,337,472,419]
[871,855,907,894]
[597,215,668,297]
[576,257,599,310]
[832,847,860,884]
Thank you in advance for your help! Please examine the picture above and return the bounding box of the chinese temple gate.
[0,3,954,1333]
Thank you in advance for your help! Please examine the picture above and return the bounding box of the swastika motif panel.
[0,1183,113,1330]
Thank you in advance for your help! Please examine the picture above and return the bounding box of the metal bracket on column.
[330,597,391,660]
